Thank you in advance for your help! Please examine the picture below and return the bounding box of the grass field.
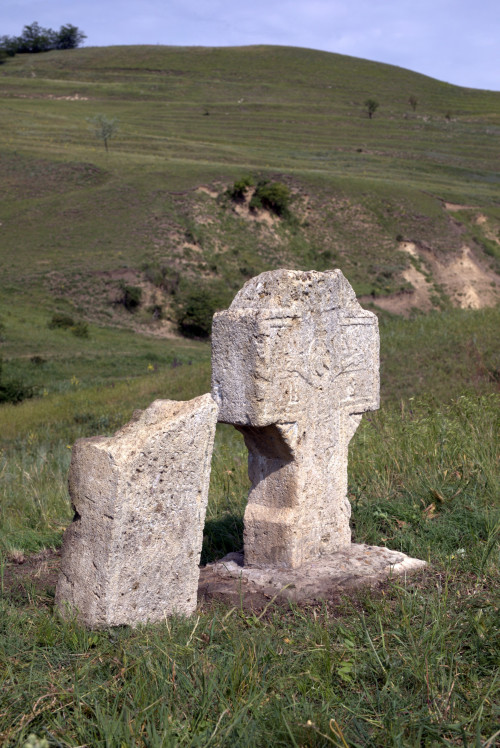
[1,44,499,326]
[0,45,499,747]
[0,339,498,746]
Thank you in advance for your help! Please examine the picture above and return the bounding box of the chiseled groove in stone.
[55,394,218,628]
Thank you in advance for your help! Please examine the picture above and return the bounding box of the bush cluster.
[0,22,86,58]
[226,175,254,202]
[226,176,292,218]
[143,265,227,335]
[174,282,231,339]
[48,313,89,338]
[0,356,33,404]
[117,283,142,312]
[250,179,291,217]
[48,313,75,330]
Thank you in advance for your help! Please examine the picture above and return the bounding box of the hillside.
[1,47,499,747]
[1,44,499,338]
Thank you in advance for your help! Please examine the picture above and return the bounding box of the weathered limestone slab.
[199,545,427,605]
[55,394,218,627]
[212,269,379,568]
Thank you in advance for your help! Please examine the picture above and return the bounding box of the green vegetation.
[364,97,380,119]
[227,175,292,217]
[0,44,499,329]
[0,22,86,57]
[47,313,89,338]
[249,179,292,217]
[86,113,119,153]
[0,356,33,404]
[47,313,76,330]
[0,45,498,746]
[226,175,255,202]
[117,283,142,312]
[0,309,498,745]
[175,283,229,338]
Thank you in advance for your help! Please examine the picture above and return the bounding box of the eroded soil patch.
[366,240,499,316]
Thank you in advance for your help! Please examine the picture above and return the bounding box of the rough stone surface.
[199,546,427,605]
[55,394,218,628]
[212,269,379,568]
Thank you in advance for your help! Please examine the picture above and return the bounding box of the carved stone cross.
[212,269,379,568]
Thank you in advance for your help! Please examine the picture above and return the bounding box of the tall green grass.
[0,305,497,555]
[0,372,499,746]
[0,391,498,747]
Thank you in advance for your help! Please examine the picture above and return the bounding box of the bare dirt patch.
[433,244,499,309]
[4,92,90,101]
[45,268,179,338]
[365,241,499,316]
[444,202,474,212]
[2,549,61,604]
[196,186,219,199]
[399,241,433,312]
[476,213,500,246]
[46,94,90,101]
[232,195,282,233]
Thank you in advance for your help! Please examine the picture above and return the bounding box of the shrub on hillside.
[48,313,89,337]
[0,357,33,404]
[364,98,379,119]
[250,180,291,217]
[48,313,74,329]
[86,113,119,153]
[117,283,142,312]
[226,175,254,202]
[143,263,181,295]
[71,321,89,338]
[175,283,229,338]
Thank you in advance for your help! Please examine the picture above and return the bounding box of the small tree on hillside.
[364,98,379,119]
[87,113,119,152]
[55,24,86,49]
[408,95,418,112]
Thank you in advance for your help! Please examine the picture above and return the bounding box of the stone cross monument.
[212,269,379,568]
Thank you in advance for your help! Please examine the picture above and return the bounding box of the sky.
[2,0,499,90]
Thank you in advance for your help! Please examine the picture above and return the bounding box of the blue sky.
[2,0,499,90]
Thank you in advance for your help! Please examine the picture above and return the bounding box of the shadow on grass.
[200,513,243,565]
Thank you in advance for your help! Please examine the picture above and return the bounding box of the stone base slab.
[198,544,426,606]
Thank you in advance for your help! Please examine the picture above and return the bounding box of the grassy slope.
[0,46,499,747]
[1,44,499,392]
[1,45,499,319]
[0,370,498,747]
